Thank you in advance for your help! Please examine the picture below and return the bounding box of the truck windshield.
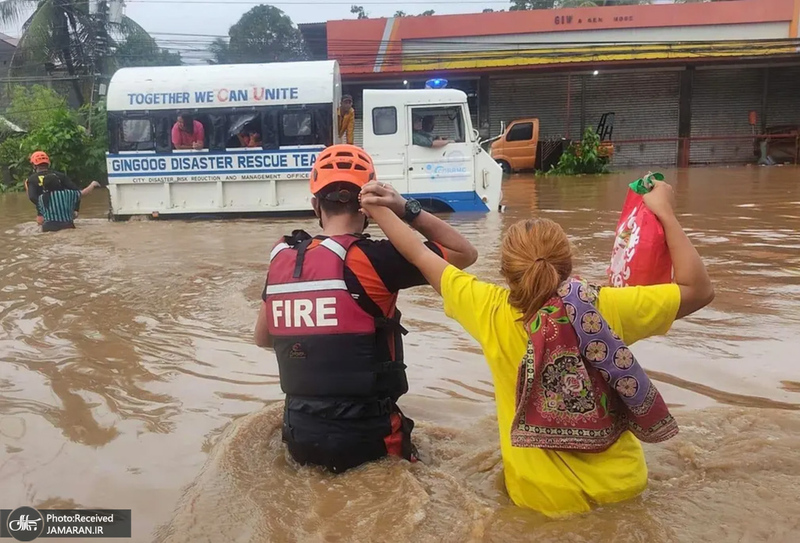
[411,106,466,143]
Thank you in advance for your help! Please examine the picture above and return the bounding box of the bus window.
[227,113,262,149]
[279,106,332,148]
[203,114,227,151]
[171,113,207,150]
[153,115,173,153]
[283,112,312,137]
[119,119,154,151]
[108,115,120,153]
[315,105,333,147]
[280,109,316,147]
[261,109,279,150]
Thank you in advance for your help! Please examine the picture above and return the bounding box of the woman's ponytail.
[501,219,573,323]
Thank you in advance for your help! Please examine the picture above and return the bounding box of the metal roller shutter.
[584,70,681,168]
[489,74,581,141]
[690,67,764,164]
[354,117,363,147]
[766,65,800,127]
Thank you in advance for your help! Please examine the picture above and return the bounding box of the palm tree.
[0,0,171,105]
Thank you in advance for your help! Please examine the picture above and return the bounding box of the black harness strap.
[292,238,313,279]
[343,265,408,336]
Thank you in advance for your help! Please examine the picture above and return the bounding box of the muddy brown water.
[2,166,800,542]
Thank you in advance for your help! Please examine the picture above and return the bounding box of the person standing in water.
[38,174,102,232]
[359,179,714,516]
[254,144,477,473]
[26,151,81,226]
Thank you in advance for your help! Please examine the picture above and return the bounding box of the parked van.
[491,117,615,173]
[490,118,540,173]
[105,60,502,219]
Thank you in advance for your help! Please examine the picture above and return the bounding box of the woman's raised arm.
[361,204,449,294]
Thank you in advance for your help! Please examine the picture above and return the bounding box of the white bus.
[105,60,502,219]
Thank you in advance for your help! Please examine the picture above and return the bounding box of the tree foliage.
[0,0,180,105]
[511,0,652,8]
[211,5,309,64]
[351,5,369,19]
[114,32,182,68]
[0,85,107,191]
[394,9,436,17]
[4,85,69,129]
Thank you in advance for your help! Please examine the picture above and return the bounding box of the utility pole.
[87,0,119,133]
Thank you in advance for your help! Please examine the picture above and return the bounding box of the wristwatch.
[402,198,423,223]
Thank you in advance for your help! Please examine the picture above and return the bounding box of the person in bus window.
[337,95,355,145]
[237,129,262,148]
[172,113,204,150]
[412,115,450,148]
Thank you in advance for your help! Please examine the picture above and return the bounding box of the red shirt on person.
[171,120,204,149]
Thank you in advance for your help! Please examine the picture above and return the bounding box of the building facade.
[306,0,800,167]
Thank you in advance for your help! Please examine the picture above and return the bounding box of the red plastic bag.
[607,174,673,287]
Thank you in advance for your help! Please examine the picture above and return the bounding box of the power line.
[4,31,797,76]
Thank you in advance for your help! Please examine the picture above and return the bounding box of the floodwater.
[2,166,800,543]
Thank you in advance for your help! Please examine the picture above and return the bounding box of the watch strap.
[402,199,422,223]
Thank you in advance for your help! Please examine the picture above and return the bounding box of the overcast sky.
[1,0,512,39]
[1,0,676,60]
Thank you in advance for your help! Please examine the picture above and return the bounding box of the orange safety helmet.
[309,144,375,195]
[30,151,50,166]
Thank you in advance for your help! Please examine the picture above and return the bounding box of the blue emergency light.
[425,78,448,89]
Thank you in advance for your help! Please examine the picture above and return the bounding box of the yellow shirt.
[440,265,681,517]
[338,108,355,144]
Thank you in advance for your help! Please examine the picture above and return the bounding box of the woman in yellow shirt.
[359,180,714,517]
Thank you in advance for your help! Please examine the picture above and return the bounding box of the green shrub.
[547,127,610,176]
[0,85,108,191]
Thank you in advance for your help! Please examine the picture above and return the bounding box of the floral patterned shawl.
[511,278,679,452]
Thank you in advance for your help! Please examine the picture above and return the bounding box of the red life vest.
[264,231,409,428]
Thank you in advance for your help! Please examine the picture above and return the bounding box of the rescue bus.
[105,60,502,219]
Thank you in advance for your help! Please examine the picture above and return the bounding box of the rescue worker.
[26,151,81,226]
[39,175,102,232]
[254,144,478,473]
[337,95,355,145]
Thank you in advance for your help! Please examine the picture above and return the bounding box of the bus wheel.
[497,160,511,174]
